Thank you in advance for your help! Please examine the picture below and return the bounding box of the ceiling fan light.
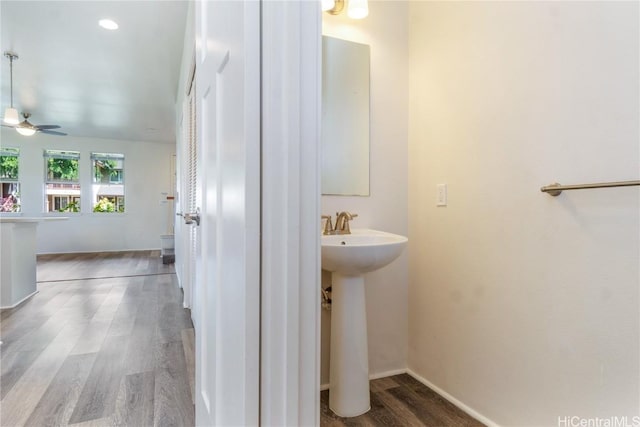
[99,19,119,30]
[16,126,36,136]
[3,107,19,125]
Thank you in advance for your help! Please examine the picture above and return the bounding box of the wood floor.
[0,251,194,427]
[321,374,485,427]
[36,251,175,283]
[6,250,482,427]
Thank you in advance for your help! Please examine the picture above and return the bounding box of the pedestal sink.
[321,229,408,417]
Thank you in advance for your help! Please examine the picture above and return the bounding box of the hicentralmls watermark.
[558,416,640,427]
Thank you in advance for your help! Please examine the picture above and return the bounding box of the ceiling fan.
[3,51,67,137]
[2,112,67,136]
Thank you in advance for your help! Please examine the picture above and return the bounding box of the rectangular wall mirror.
[321,36,370,196]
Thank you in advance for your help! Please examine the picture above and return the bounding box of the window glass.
[0,148,21,212]
[44,150,80,213]
[92,153,125,213]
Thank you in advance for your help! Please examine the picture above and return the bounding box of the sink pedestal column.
[329,272,370,417]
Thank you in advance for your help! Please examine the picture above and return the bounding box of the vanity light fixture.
[3,52,20,125]
[324,0,368,19]
[347,0,368,19]
[98,19,119,30]
[323,0,343,14]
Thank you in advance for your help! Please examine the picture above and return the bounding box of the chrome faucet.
[322,211,358,235]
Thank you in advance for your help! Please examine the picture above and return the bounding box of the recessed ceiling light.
[98,19,118,30]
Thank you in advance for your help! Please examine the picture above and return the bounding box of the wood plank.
[363,391,410,427]
[69,318,114,356]
[122,296,158,375]
[69,282,127,355]
[4,314,70,354]
[0,321,88,427]
[0,349,45,399]
[111,371,155,427]
[154,341,194,427]
[0,315,50,356]
[157,301,185,343]
[376,388,430,426]
[105,302,138,337]
[24,353,97,427]
[181,328,196,404]
[320,390,387,427]
[66,416,114,427]
[383,387,442,426]
[370,376,400,393]
[397,380,486,427]
[68,335,128,424]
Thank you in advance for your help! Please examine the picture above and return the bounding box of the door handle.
[183,208,201,226]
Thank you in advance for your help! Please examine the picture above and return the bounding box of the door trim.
[260,1,321,425]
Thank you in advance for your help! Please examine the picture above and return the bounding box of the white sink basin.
[321,229,408,275]
[321,228,407,417]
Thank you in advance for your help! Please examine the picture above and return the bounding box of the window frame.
[0,147,21,214]
[91,152,125,214]
[43,149,81,214]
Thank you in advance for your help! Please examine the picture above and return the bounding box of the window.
[0,147,20,212]
[44,150,80,213]
[92,153,124,213]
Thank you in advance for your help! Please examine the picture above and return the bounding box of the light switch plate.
[437,184,447,206]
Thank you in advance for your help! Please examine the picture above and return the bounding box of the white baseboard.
[369,368,407,380]
[406,368,499,427]
[0,290,38,309]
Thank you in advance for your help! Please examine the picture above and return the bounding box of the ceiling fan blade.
[35,125,61,130]
[40,130,67,136]
[1,124,17,128]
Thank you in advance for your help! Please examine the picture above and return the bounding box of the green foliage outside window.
[93,197,116,213]
[0,155,18,179]
[94,159,120,183]
[47,158,79,181]
[58,200,80,213]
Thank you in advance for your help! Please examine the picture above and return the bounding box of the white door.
[194,0,260,425]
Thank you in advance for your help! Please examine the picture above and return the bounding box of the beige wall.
[408,1,639,425]
[321,1,409,386]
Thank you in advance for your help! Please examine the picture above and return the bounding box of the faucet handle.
[343,212,357,234]
[321,215,333,235]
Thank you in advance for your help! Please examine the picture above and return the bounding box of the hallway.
[0,251,195,426]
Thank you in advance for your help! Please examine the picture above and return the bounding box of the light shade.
[16,126,36,136]
[347,0,368,19]
[3,107,19,125]
[98,19,119,30]
[322,0,335,11]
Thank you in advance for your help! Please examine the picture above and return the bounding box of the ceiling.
[0,1,188,143]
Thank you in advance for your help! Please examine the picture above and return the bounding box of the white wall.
[408,2,639,425]
[1,129,175,254]
[321,1,409,386]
